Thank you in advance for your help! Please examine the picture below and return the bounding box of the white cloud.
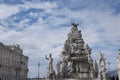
[19,1,58,12]
[0,4,19,20]
[0,1,58,22]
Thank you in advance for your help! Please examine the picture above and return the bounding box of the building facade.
[0,42,29,80]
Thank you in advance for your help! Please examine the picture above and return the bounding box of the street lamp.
[38,62,40,80]
[107,61,111,72]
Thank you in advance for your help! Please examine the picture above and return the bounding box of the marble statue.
[88,53,93,64]
[64,40,70,51]
[71,23,79,32]
[56,61,61,76]
[99,52,106,80]
[93,60,99,78]
[45,53,54,78]
[99,52,106,72]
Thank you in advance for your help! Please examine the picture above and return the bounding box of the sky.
[0,0,120,78]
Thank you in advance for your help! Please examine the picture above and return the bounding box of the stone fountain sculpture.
[59,23,98,80]
[45,23,109,80]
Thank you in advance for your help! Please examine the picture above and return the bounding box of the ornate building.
[0,42,29,80]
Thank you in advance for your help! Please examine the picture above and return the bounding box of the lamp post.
[107,61,111,72]
[38,62,40,80]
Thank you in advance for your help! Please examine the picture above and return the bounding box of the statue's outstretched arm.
[45,55,49,60]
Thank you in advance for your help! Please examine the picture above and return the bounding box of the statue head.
[72,23,79,27]
[83,44,89,50]
[71,23,79,32]
[99,51,104,58]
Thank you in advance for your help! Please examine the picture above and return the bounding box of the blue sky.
[0,0,120,78]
